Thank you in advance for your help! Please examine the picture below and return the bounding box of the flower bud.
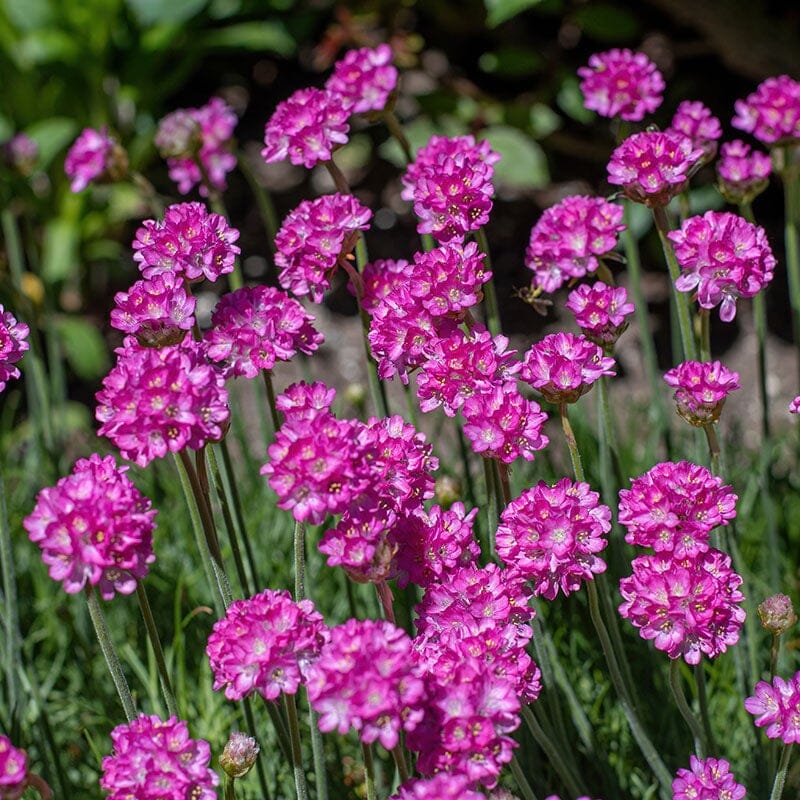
[435,475,462,509]
[220,732,260,779]
[757,593,797,635]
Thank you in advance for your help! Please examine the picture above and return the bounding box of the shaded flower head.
[667,101,722,161]
[619,548,746,664]
[0,305,29,392]
[525,195,625,293]
[496,478,610,599]
[732,75,800,145]
[663,360,740,426]
[607,130,703,207]
[100,714,218,800]
[520,332,615,404]
[566,281,634,350]
[0,736,28,800]
[65,127,127,192]
[669,211,776,322]
[96,338,229,467]
[207,589,328,701]
[672,756,746,800]
[275,193,372,302]
[132,202,241,283]
[262,87,349,168]
[717,140,772,205]
[745,671,800,742]
[757,594,797,635]
[578,48,664,121]
[326,44,398,114]
[2,133,38,176]
[24,454,156,598]
[392,774,485,800]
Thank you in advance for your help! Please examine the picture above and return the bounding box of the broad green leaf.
[55,316,109,380]
[481,125,549,189]
[572,2,640,43]
[125,0,206,26]
[557,76,595,124]
[529,103,562,138]
[201,21,295,56]
[485,0,546,27]
[25,116,78,168]
[41,218,79,282]
[378,116,467,168]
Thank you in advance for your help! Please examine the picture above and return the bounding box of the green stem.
[135,583,178,717]
[224,776,236,800]
[262,370,281,433]
[285,693,309,800]
[694,663,717,757]
[308,701,329,800]
[559,403,586,483]
[702,424,721,476]
[509,752,540,800]
[391,745,410,784]
[324,158,351,196]
[769,743,794,800]
[361,741,377,800]
[770,634,780,681]
[475,227,501,336]
[131,171,163,216]
[237,152,279,254]
[781,163,800,391]
[383,110,414,163]
[482,456,500,556]
[293,520,306,600]
[402,380,420,430]
[668,659,705,757]
[699,308,711,362]
[0,472,20,724]
[85,585,136,721]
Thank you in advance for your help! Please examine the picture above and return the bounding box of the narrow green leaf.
[485,0,545,27]
[55,316,109,381]
[201,21,295,56]
[125,0,207,25]
[41,218,79,282]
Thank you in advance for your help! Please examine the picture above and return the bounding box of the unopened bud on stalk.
[757,593,798,635]
[220,732,260,778]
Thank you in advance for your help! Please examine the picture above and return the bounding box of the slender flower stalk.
[0,472,21,726]
[509,753,540,800]
[559,404,585,482]
[780,156,800,389]
[135,583,178,717]
[694,663,717,756]
[361,742,377,800]
[770,743,794,800]
[263,370,281,432]
[669,659,707,756]
[285,693,310,800]
[237,152,278,253]
[475,226,501,336]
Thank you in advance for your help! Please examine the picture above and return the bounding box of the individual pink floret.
[262,87,349,168]
[732,75,800,145]
[132,202,240,283]
[0,305,29,392]
[306,618,425,750]
[100,714,218,800]
[668,100,722,158]
[577,48,665,121]
[619,549,746,664]
[274,193,372,302]
[566,281,634,350]
[717,139,772,204]
[663,360,741,426]
[745,671,800,742]
[607,130,704,208]
[206,589,328,701]
[669,211,776,322]
[24,454,156,599]
[325,44,398,114]
[525,195,625,293]
[64,126,125,192]
[359,258,411,313]
[96,337,229,467]
[672,756,746,800]
[0,736,29,800]
[520,331,615,405]
[205,285,322,378]
[618,461,737,558]
[156,97,237,196]
[496,478,610,600]
[392,774,485,800]
[110,271,196,348]
[275,380,336,421]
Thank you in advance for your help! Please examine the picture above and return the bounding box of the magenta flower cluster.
[392,774,484,800]
[325,44,398,115]
[205,285,323,378]
[100,714,218,800]
[401,135,500,242]
[668,100,722,158]
[274,192,372,302]
[24,454,156,598]
[717,140,772,204]
[64,126,124,192]
[525,195,625,293]
[155,96,237,196]
[96,337,229,467]
[566,282,634,350]
[133,202,241,283]
[746,670,800,742]
[672,756,746,800]
[206,588,328,701]
[669,210,776,322]
[578,48,665,121]
[0,736,28,800]
[496,478,611,600]
[733,74,800,144]
[663,360,741,426]
[0,304,29,392]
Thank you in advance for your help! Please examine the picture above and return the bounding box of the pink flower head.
[566,281,634,350]
[262,87,349,168]
[2,133,38,175]
[205,285,323,378]
[0,736,28,800]
[156,97,237,196]
[520,332,615,404]
[663,360,741,426]
[619,548,746,664]
[732,75,800,145]
[392,774,485,800]
[462,382,549,464]
[667,101,722,160]
[306,618,425,749]
[669,211,776,322]
[618,461,737,558]
[96,337,229,467]
[100,714,218,800]
[359,258,411,313]
[607,130,704,207]
[132,202,241,283]
[206,589,328,701]
[275,380,336,421]
[24,454,156,598]
[791,396,800,415]
[745,671,800,742]
[525,195,625,293]
[110,271,196,348]
[0,305,29,392]
[717,139,772,204]
[65,126,127,192]
[672,756,746,800]
[577,48,665,121]
[325,44,398,115]
[274,193,372,302]
[496,478,610,599]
